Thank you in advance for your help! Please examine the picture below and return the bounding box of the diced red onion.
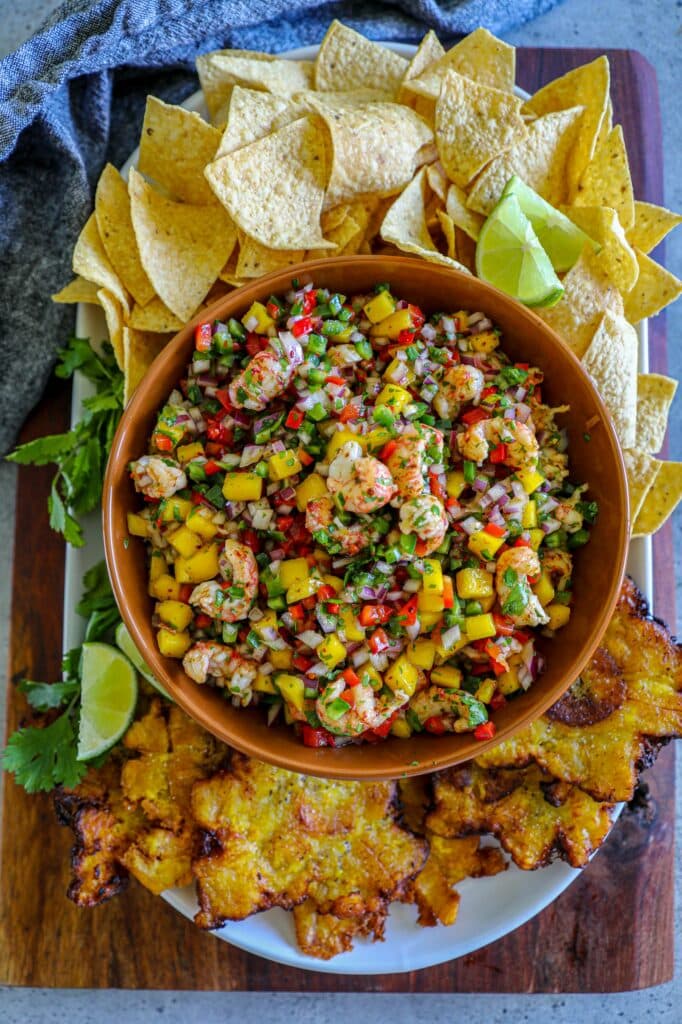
[352,647,370,667]
[299,630,323,649]
[514,386,527,402]
[460,515,481,535]
[240,445,264,467]
[243,314,259,332]
[270,548,285,561]
[511,480,526,500]
[223,500,245,520]
[248,607,264,622]
[421,323,437,342]
[387,590,404,601]
[472,476,488,493]
[405,621,421,641]
[359,586,377,600]
[269,439,286,453]
[259,662,274,676]
[541,518,561,534]
[441,317,455,338]
[503,407,516,420]
[266,701,282,725]
[231,409,251,428]
[403,579,421,593]
[440,625,461,651]
[332,556,353,569]
[370,652,389,672]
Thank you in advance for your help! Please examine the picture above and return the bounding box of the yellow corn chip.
[97,288,125,369]
[307,212,363,260]
[632,461,682,536]
[407,27,515,99]
[399,30,445,100]
[624,249,682,323]
[435,70,527,188]
[581,311,638,448]
[380,168,470,273]
[52,277,101,305]
[425,163,448,202]
[314,20,408,94]
[454,228,477,274]
[466,107,584,215]
[595,97,613,152]
[72,213,130,314]
[205,116,331,251]
[129,296,184,333]
[635,373,678,453]
[446,184,484,241]
[622,449,662,525]
[574,125,635,230]
[626,200,682,255]
[523,57,610,198]
[129,168,237,322]
[536,246,624,357]
[122,327,172,405]
[138,97,221,206]
[196,50,313,122]
[561,205,638,293]
[95,164,155,307]
[215,86,292,158]
[235,233,304,279]
[436,210,457,260]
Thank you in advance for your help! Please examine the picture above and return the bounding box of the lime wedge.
[115,622,173,702]
[77,642,138,760]
[476,193,564,308]
[501,175,598,272]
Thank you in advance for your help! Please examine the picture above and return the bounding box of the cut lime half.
[115,621,173,702]
[77,642,138,760]
[476,193,564,308]
[501,175,598,272]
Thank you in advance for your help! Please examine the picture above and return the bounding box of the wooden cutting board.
[0,47,676,992]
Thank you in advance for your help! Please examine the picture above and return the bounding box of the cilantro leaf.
[1,715,87,793]
[495,366,528,390]
[18,679,80,711]
[456,691,489,727]
[6,431,78,466]
[577,499,599,524]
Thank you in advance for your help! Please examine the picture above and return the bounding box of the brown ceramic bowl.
[104,256,629,780]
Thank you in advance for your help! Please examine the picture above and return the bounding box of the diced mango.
[390,716,413,738]
[252,610,280,645]
[498,666,521,695]
[528,528,545,551]
[422,558,444,594]
[268,449,302,481]
[533,571,555,607]
[149,550,166,583]
[383,357,414,384]
[269,649,293,670]
[185,505,219,540]
[177,441,204,464]
[322,575,344,593]
[174,544,220,584]
[464,613,497,640]
[475,678,496,703]
[157,628,191,658]
[470,331,499,354]
[156,600,193,632]
[516,468,545,494]
[375,383,412,413]
[419,611,443,632]
[431,666,463,688]
[317,633,346,670]
[168,525,203,558]
[127,512,149,538]
[406,639,436,671]
[326,430,366,461]
[222,472,263,501]
[479,593,496,613]
[370,308,413,339]
[363,290,396,323]
[160,496,192,523]
[242,300,275,333]
[360,664,383,691]
[275,673,305,711]
[286,576,321,603]
[456,567,494,600]
[295,472,329,512]
[522,500,538,528]
[385,655,420,698]
[278,558,309,590]
[434,634,469,662]
[468,530,505,560]
[446,470,466,499]
[254,672,278,695]
[150,574,181,601]
[338,607,365,642]
[546,603,571,630]
[363,427,394,452]
[417,589,445,614]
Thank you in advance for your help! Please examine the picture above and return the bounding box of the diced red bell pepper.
[289,603,305,621]
[153,433,174,452]
[190,491,205,506]
[359,605,393,627]
[461,407,491,426]
[204,441,224,457]
[407,303,425,330]
[292,654,313,672]
[214,388,232,412]
[492,613,515,637]
[206,419,232,445]
[513,537,532,548]
[327,602,340,614]
[484,640,508,675]
[194,322,212,352]
[515,362,529,370]
[471,662,492,676]
[325,374,346,386]
[396,594,418,627]
[480,386,498,401]
[297,448,314,466]
[342,666,361,687]
[302,595,317,610]
[316,584,336,602]
[368,627,390,653]
[514,630,532,644]
[246,332,269,356]
[489,443,507,464]
[429,471,447,502]
[397,328,416,346]
[339,404,360,423]
[266,300,281,319]
[442,576,455,610]
[424,716,446,735]
[484,522,506,538]
[474,721,497,741]
[379,439,399,461]
[340,688,356,706]
[302,289,318,314]
[301,724,333,748]
[369,710,398,739]
[291,316,314,338]
[240,528,260,553]
[414,540,430,557]
[533,386,542,403]
[446,497,461,511]
[203,460,222,476]
[179,584,194,603]
[195,613,213,630]
[276,515,294,532]
[285,407,304,430]
[490,692,506,711]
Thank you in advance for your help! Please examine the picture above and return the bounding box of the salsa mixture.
[128,280,597,747]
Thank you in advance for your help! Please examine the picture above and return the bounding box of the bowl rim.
[103,254,629,780]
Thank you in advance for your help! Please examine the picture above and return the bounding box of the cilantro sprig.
[7,338,124,546]
[1,562,122,793]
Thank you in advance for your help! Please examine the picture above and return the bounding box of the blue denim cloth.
[0,0,562,453]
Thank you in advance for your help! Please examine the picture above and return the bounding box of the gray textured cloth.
[0,0,562,454]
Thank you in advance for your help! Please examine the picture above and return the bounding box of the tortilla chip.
[523,57,610,198]
[380,168,471,273]
[425,163,448,202]
[536,246,624,358]
[314,20,408,95]
[446,184,484,241]
[626,201,682,255]
[436,210,457,260]
[624,249,682,323]
[561,205,638,293]
[129,168,237,322]
[399,30,445,100]
[205,116,331,251]
[435,70,527,188]
[408,27,515,100]
[635,373,678,453]
[215,86,292,158]
[138,97,221,206]
[122,327,172,405]
[581,311,638,448]
[97,288,125,369]
[73,213,130,314]
[574,125,635,230]
[95,165,155,308]
[52,277,101,305]
[596,97,613,152]
[196,50,313,122]
[622,449,662,525]
[235,233,304,279]
[466,107,584,216]
[307,211,363,260]
[632,461,682,537]
[129,296,184,333]
[308,98,433,209]
[454,228,477,274]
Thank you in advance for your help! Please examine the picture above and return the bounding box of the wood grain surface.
[0,47,676,992]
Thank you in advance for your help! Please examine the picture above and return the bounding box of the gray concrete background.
[1,0,680,1020]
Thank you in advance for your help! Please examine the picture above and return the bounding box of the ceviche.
[128,280,597,747]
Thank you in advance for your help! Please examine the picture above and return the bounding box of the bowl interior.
[104,255,629,780]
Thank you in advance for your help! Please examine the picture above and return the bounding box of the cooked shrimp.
[457,415,539,469]
[130,455,187,499]
[408,686,483,732]
[229,339,302,411]
[327,440,397,514]
[540,549,572,590]
[306,496,371,555]
[211,539,259,620]
[495,548,549,627]
[554,502,584,533]
[316,679,405,737]
[182,641,257,699]
[398,494,448,556]
[328,344,362,367]
[436,364,484,417]
[385,424,444,500]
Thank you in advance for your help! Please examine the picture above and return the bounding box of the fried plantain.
[292,899,384,960]
[476,578,682,802]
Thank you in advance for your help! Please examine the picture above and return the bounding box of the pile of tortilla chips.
[53,20,682,533]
